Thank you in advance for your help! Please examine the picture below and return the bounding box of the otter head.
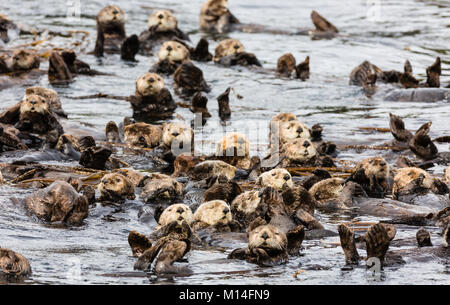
[123,122,162,148]
[270,113,297,125]
[279,120,311,143]
[97,5,125,31]
[216,132,250,158]
[193,200,232,226]
[393,167,433,195]
[158,41,189,62]
[231,190,262,215]
[11,50,40,71]
[162,122,193,149]
[257,169,293,190]
[135,73,164,96]
[214,38,245,61]
[359,156,390,180]
[189,160,237,182]
[309,178,344,201]
[276,53,296,75]
[158,203,193,226]
[98,173,135,200]
[283,138,317,163]
[20,94,49,115]
[112,168,144,187]
[147,10,178,32]
[248,224,287,251]
[202,0,229,17]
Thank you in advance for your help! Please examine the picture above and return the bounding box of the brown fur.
[98,173,136,202]
[123,122,162,148]
[200,0,239,33]
[0,248,32,279]
[140,173,183,204]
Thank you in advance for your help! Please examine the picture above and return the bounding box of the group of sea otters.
[0,0,449,281]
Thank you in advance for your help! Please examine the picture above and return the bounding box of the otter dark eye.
[116,178,120,183]
[272,173,276,176]
[303,141,310,148]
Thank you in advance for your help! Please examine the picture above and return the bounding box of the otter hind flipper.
[338,224,360,266]
[128,230,152,257]
[121,34,140,61]
[154,240,190,274]
[286,225,305,255]
[363,223,396,265]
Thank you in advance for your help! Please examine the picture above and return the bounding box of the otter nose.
[223,207,230,214]
[158,14,164,19]
[303,140,310,148]
[380,161,386,166]
[138,136,146,143]
[149,77,154,83]
[297,127,303,133]
[233,44,240,50]
[167,46,173,51]
[176,207,184,214]
[283,174,290,181]
[172,131,179,137]
[30,100,37,105]
[261,232,269,240]
[113,9,118,15]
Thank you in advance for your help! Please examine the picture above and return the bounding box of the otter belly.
[353,197,435,218]
[384,88,450,102]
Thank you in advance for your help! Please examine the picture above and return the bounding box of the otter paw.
[128,230,152,257]
[338,224,360,265]
[286,225,305,255]
[416,227,433,247]
[364,223,395,264]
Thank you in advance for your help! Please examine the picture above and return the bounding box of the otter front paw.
[128,230,152,257]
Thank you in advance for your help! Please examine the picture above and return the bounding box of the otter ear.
[25,88,35,96]
[247,216,267,233]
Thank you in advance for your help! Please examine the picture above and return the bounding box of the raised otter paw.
[338,224,360,265]
[128,230,152,257]
[286,225,305,255]
[363,223,396,265]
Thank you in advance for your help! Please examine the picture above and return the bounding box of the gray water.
[0,0,449,284]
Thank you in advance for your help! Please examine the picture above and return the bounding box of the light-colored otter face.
[248,225,287,251]
[97,5,125,26]
[444,166,450,183]
[231,190,261,214]
[159,203,193,226]
[309,178,344,201]
[158,41,189,62]
[194,200,232,226]
[11,49,39,71]
[147,10,178,32]
[191,160,237,181]
[201,0,229,17]
[270,113,297,126]
[279,120,311,143]
[123,122,162,148]
[98,173,135,197]
[393,167,433,194]
[257,169,293,190]
[20,94,49,115]
[136,73,164,96]
[162,122,193,148]
[216,132,250,158]
[358,156,390,180]
[283,138,317,163]
[214,39,245,60]
[112,168,144,187]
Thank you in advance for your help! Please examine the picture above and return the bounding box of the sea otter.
[94,5,139,60]
[0,94,64,148]
[346,156,391,198]
[191,200,241,232]
[155,203,194,228]
[161,122,193,153]
[112,168,145,188]
[138,10,190,53]
[123,122,163,148]
[215,132,252,170]
[1,49,40,74]
[213,38,261,67]
[140,173,183,204]
[276,138,334,168]
[276,54,310,80]
[97,173,135,203]
[0,248,31,281]
[128,220,192,273]
[23,181,89,226]
[128,73,177,120]
[230,190,267,228]
[257,168,293,190]
[150,40,190,74]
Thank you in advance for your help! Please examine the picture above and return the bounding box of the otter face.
[231,190,261,214]
[393,167,433,195]
[159,203,193,226]
[283,138,317,163]
[140,173,183,203]
[162,122,193,148]
[214,39,245,60]
[98,173,135,200]
[309,178,344,201]
[270,113,297,125]
[11,50,39,71]
[123,122,162,148]
[193,200,232,226]
[279,120,311,143]
[112,168,144,187]
[136,73,164,96]
[20,94,49,115]
[147,10,178,32]
[257,169,293,190]
[97,5,125,27]
[359,156,390,180]
[189,160,237,181]
[158,41,189,62]
[216,132,250,158]
[202,0,229,17]
[248,225,287,251]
